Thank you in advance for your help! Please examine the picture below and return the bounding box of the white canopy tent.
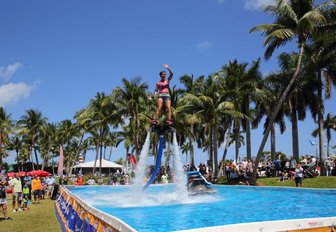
[74,159,123,168]
[73,159,123,175]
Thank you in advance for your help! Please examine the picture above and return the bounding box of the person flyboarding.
[152,64,174,126]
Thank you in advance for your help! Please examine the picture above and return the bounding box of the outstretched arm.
[163,64,173,81]
[152,82,159,98]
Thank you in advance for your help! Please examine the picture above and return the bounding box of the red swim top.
[158,80,169,93]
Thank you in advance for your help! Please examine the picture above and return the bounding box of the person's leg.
[33,191,37,203]
[166,99,172,121]
[1,203,9,218]
[153,98,163,122]
[12,194,16,212]
[18,193,22,210]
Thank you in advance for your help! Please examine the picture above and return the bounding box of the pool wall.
[178,217,336,232]
[55,186,136,232]
[56,185,336,232]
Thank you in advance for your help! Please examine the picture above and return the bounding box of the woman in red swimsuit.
[152,64,174,125]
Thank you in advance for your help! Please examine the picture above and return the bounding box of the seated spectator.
[97,177,103,185]
[87,178,95,185]
[161,174,168,184]
[245,168,253,185]
[76,176,84,186]
[278,171,288,182]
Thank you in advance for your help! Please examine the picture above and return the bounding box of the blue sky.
[1,0,335,165]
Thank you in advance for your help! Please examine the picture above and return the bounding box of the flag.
[309,139,316,146]
[57,144,64,176]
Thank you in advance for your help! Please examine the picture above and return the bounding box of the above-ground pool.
[67,185,336,232]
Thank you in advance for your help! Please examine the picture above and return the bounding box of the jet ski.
[187,171,217,195]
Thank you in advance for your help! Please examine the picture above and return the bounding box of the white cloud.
[196,40,213,50]
[0,62,23,82]
[244,0,275,10]
[0,82,34,106]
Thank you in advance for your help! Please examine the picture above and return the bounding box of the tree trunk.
[252,42,305,184]
[270,123,276,161]
[0,129,2,169]
[108,147,113,161]
[93,146,99,175]
[30,147,35,171]
[213,118,219,176]
[190,124,195,167]
[99,140,103,176]
[217,121,232,177]
[234,119,240,164]
[318,71,326,176]
[291,108,299,162]
[245,100,252,161]
[33,145,40,169]
[165,136,171,168]
[209,122,213,166]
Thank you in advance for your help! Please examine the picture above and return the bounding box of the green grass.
[218,176,336,188]
[1,195,61,232]
[256,176,336,188]
[1,176,335,232]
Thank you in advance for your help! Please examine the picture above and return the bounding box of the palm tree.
[253,83,286,163]
[178,75,244,175]
[0,107,13,169]
[305,38,336,175]
[266,52,318,162]
[112,77,149,159]
[57,119,77,175]
[8,136,23,171]
[312,113,336,158]
[249,0,334,181]
[179,74,205,167]
[86,92,119,176]
[17,109,48,169]
[106,131,124,161]
[220,59,262,162]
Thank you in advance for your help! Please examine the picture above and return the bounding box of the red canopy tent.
[17,171,27,177]
[6,171,26,178]
[7,172,15,178]
[27,170,50,177]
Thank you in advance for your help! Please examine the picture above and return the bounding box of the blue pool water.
[67,185,336,231]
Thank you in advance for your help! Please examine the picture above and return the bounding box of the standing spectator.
[23,174,32,192]
[41,178,47,200]
[0,173,11,220]
[22,181,30,211]
[46,175,55,198]
[295,164,304,187]
[31,175,43,204]
[11,173,23,212]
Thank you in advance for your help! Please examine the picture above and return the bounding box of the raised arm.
[163,64,173,81]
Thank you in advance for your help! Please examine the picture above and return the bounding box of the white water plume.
[81,186,219,208]
[172,132,188,196]
[132,132,151,190]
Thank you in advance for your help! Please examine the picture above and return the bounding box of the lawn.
[256,176,336,188]
[1,176,335,232]
[0,195,61,232]
[218,176,336,188]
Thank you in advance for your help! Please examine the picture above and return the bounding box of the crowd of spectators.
[0,172,57,221]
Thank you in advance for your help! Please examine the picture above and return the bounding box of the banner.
[58,145,64,176]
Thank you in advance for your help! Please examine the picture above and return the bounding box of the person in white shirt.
[295,164,304,187]
[11,173,23,212]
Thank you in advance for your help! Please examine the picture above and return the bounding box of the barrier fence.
[55,186,136,232]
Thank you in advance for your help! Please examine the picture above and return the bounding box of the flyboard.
[143,122,174,190]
